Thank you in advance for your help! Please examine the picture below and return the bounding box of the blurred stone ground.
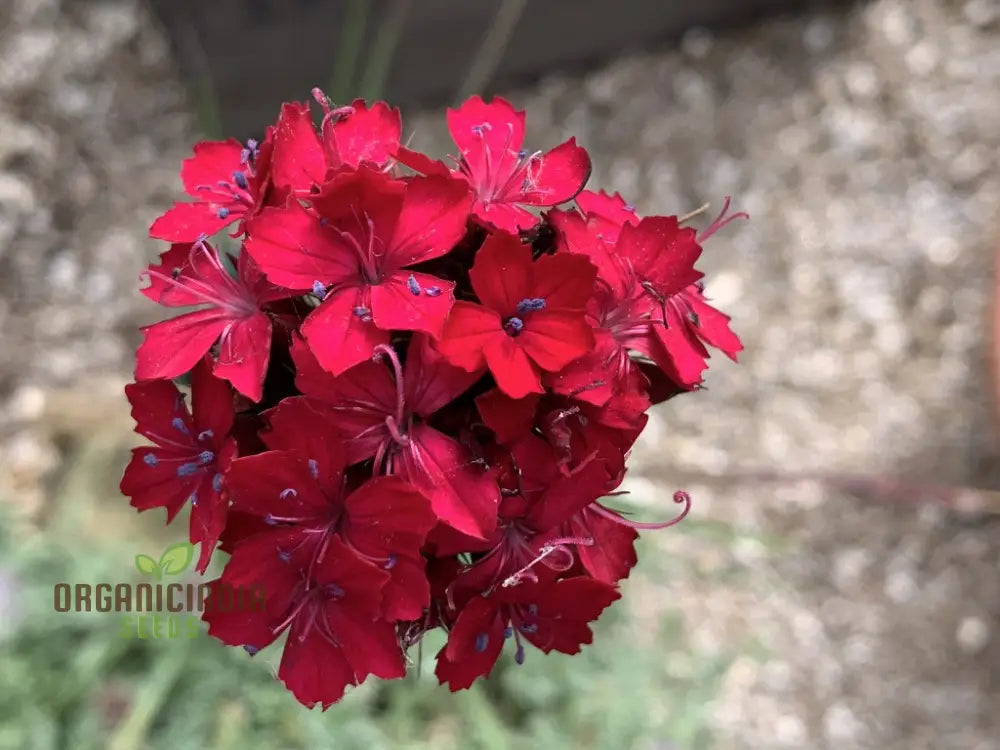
[2,0,1000,748]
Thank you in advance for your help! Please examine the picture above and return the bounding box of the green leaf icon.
[159,542,195,576]
[135,554,160,579]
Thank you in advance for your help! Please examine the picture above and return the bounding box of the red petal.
[318,539,391,605]
[387,175,472,267]
[271,102,325,192]
[227,451,330,519]
[447,95,525,165]
[120,447,197,523]
[190,441,236,572]
[308,167,405,243]
[343,475,436,553]
[244,201,357,290]
[261,398,349,484]
[687,289,743,359]
[618,217,703,296]
[191,357,236,438]
[180,139,244,195]
[211,312,271,403]
[403,333,483,417]
[544,329,618,407]
[651,316,709,387]
[509,577,619,655]
[575,190,637,228]
[301,288,388,376]
[525,455,610,532]
[278,620,357,709]
[140,243,213,306]
[575,507,638,584]
[436,594,505,691]
[203,532,301,648]
[467,231,533,314]
[289,345,395,463]
[530,251,597,309]
[370,272,455,337]
[475,389,539,444]
[326,606,406,682]
[135,309,229,382]
[393,144,453,177]
[327,99,402,169]
[149,201,237,243]
[238,249,290,303]
[124,378,192,445]
[402,424,500,539]
[436,301,503,373]
[471,199,539,233]
[483,335,544,399]
[519,137,591,207]
[518,310,595,372]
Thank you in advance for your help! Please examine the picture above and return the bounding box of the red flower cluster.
[121,92,745,708]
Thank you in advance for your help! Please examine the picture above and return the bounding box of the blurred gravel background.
[1,0,999,747]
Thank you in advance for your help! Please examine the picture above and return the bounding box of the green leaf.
[158,542,195,576]
[134,554,159,577]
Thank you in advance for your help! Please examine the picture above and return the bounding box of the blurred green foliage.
[0,494,743,750]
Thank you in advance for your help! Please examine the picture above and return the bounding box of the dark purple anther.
[516,297,546,314]
[324,583,345,599]
[232,171,248,190]
[407,275,421,296]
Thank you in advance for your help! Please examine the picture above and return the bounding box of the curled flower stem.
[594,490,692,530]
[372,343,406,426]
[697,196,750,243]
[501,536,593,588]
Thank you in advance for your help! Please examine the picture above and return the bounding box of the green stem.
[329,0,370,104]
[456,0,529,101]
[107,642,190,750]
[358,0,412,101]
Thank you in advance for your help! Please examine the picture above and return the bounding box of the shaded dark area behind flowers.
[2,0,1000,749]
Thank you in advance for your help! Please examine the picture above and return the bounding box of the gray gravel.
[2,0,1000,748]
[0,0,190,394]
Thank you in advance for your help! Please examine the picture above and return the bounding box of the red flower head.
[123,88,745,709]
[135,240,291,402]
[289,334,500,540]
[397,96,591,233]
[437,231,597,399]
[150,134,274,242]
[120,358,237,571]
[204,531,405,708]
[271,90,402,193]
[222,398,436,621]
[551,193,745,387]
[245,167,472,375]
[435,577,620,690]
